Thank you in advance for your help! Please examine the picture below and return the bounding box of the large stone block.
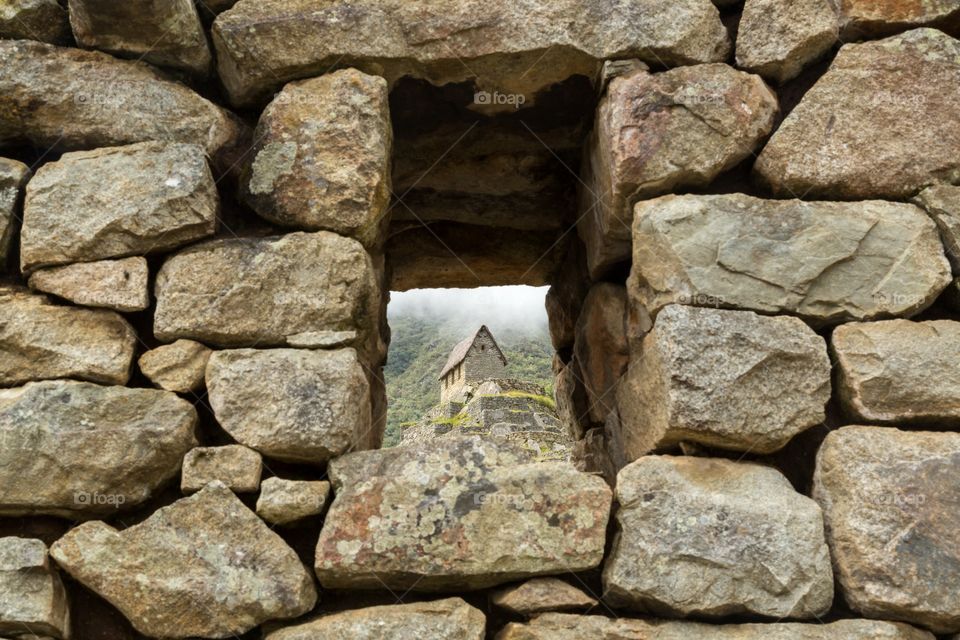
[616,305,830,458]
[578,64,777,277]
[21,142,217,272]
[0,288,136,386]
[755,29,960,200]
[315,436,611,591]
[736,0,838,83]
[0,158,29,270]
[0,40,244,163]
[0,0,68,43]
[154,231,382,356]
[836,0,960,38]
[206,347,371,464]
[27,257,149,312]
[573,283,629,424]
[603,456,834,620]
[0,538,69,639]
[0,380,196,518]
[813,426,960,634]
[833,320,960,426]
[629,194,950,324]
[265,598,485,640]
[242,69,392,247]
[50,482,317,638]
[212,0,730,107]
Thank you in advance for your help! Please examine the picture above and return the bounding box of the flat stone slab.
[255,478,330,526]
[814,426,960,634]
[836,0,960,38]
[0,537,70,639]
[28,257,149,312]
[180,445,262,493]
[315,436,611,591]
[491,578,597,617]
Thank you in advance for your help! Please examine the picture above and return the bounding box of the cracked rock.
[0,538,70,639]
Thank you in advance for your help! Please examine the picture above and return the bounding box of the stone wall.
[1,0,960,639]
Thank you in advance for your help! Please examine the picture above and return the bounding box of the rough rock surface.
[206,348,371,463]
[255,478,330,526]
[0,158,29,269]
[491,578,597,616]
[67,0,212,75]
[265,598,485,640]
[0,40,244,162]
[0,380,196,518]
[617,305,830,457]
[21,142,217,272]
[27,257,149,312]
[50,482,317,638]
[630,194,951,323]
[0,538,70,639]
[814,426,960,633]
[0,0,68,43]
[833,320,960,426]
[496,613,936,639]
[315,436,611,591]
[914,184,960,274]
[604,456,833,619]
[212,0,730,106]
[180,445,262,493]
[154,232,381,354]
[579,64,778,277]
[736,0,838,83]
[554,357,588,440]
[836,0,960,38]
[242,69,392,247]
[0,288,136,386]
[573,283,629,424]
[138,339,211,394]
[755,29,960,200]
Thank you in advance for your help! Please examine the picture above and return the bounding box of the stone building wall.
[463,332,507,383]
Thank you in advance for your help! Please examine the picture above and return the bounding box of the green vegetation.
[501,391,557,411]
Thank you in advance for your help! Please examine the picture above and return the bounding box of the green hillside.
[383,312,555,447]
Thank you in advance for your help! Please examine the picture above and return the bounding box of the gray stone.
[833,319,960,426]
[315,436,611,591]
[573,283,629,424]
[264,598,485,640]
[0,0,68,43]
[755,29,960,200]
[913,184,960,275]
[0,538,69,639]
[629,193,951,324]
[491,578,597,617]
[21,142,217,272]
[255,478,330,526]
[138,339,212,394]
[206,348,371,464]
[578,65,777,277]
[736,0,838,83]
[617,305,830,458]
[28,257,149,312]
[50,482,317,638]
[212,0,730,107]
[181,445,262,494]
[67,0,211,75]
[604,456,833,620]
[0,287,136,386]
[814,426,960,634]
[242,69,392,247]
[0,158,28,270]
[0,380,197,518]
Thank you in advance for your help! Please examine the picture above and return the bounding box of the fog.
[388,286,549,334]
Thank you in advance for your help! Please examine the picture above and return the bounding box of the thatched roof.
[438,325,507,380]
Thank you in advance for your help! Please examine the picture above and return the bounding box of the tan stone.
[28,257,149,312]
[604,456,833,620]
[0,158,28,269]
[181,445,262,494]
[833,319,960,426]
[0,380,197,518]
[206,348,371,464]
[914,184,960,274]
[491,578,597,617]
[573,283,629,424]
[0,287,136,386]
[579,65,777,277]
[0,0,68,43]
[138,339,211,394]
[213,0,730,107]
[315,436,611,591]
[21,142,217,273]
[554,357,588,440]
[836,0,960,38]
[617,305,830,458]
[736,0,838,83]
[265,598,485,640]
[50,482,317,638]
[255,478,330,526]
[629,194,951,324]
[755,29,960,200]
[814,426,960,633]
[67,0,211,75]
[0,538,70,639]
[242,69,392,247]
